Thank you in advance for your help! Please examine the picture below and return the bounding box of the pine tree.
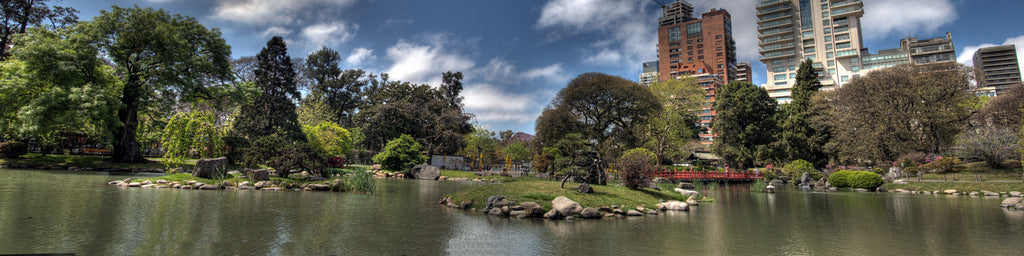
[233,36,304,142]
[778,59,829,168]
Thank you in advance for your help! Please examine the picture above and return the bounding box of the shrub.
[619,148,657,190]
[221,135,249,165]
[372,134,426,171]
[303,121,353,158]
[242,135,327,178]
[0,141,28,159]
[828,170,883,190]
[921,156,964,173]
[160,111,223,168]
[782,159,815,178]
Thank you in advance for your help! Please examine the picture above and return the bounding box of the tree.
[778,59,830,168]
[534,72,661,159]
[304,47,367,126]
[233,36,304,142]
[781,159,814,180]
[76,6,232,162]
[297,99,338,127]
[972,83,1023,128]
[160,111,223,168]
[643,77,703,164]
[460,125,499,170]
[825,64,975,164]
[372,134,427,171]
[619,148,657,190]
[956,126,1018,168]
[502,141,530,171]
[1,0,79,59]
[303,121,353,158]
[712,81,779,169]
[440,71,464,107]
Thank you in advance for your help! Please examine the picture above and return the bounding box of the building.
[639,61,660,85]
[974,45,1022,95]
[694,73,724,145]
[758,0,957,103]
[735,62,752,83]
[657,1,738,83]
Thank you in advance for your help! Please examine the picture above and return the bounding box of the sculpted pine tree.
[76,6,232,162]
[711,81,779,169]
[778,59,830,168]
[233,36,304,142]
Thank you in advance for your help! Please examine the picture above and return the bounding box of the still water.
[1,168,1022,255]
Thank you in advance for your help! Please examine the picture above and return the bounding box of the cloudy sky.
[67,0,1024,134]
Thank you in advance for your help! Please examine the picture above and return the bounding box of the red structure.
[654,170,763,181]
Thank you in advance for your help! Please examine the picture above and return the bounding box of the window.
[821,3,828,10]
[775,74,787,80]
[687,22,702,38]
[668,27,681,41]
[773,60,784,66]
[697,50,703,54]
[804,47,815,53]
[825,44,833,50]
[688,51,693,55]
[828,68,836,76]
[774,66,787,72]
[790,65,797,71]
[822,12,829,18]
[805,55,816,61]
[670,48,680,53]
[717,64,723,68]
[687,46,693,50]
[717,52,722,56]
[698,55,704,59]
[834,34,850,41]
[825,35,832,42]
[716,35,722,39]
[823,20,830,26]
[841,75,849,83]
[804,40,815,46]
[802,31,814,38]
[836,42,851,49]
[800,0,813,30]
[826,52,834,58]
[824,28,831,34]
[827,60,835,67]
[852,66,860,72]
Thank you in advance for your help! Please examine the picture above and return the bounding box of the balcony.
[760,42,796,54]
[831,6,863,18]
[759,27,794,38]
[758,0,788,9]
[758,11,793,22]
[761,49,796,60]
[760,34,795,45]
[830,0,862,9]
[758,18,793,29]
[835,49,859,58]
[757,3,791,15]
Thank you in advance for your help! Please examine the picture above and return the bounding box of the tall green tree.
[712,81,779,169]
[233,36,304,142]
[460,125,499,169]
[75,6,233,162]
[778,59,830,168]
[303,47,367,126]
[1,0,78,59]
[643,77,703,164]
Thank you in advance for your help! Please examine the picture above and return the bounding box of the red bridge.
[654,170,763,181]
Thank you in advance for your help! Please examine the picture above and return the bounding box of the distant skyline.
[67,0,1024,134]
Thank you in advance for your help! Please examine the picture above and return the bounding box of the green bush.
[828,170,883,190]
[0,141,28,159]
[242,135,326,178]
[782,159,815,178]
[221,135,249,165]
[372,134,427,171]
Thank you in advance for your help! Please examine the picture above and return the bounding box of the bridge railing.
[654,170,763,180]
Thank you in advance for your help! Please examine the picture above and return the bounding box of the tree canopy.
[777,59,830,168]
[711,80,779,169]
[232,36,304,142]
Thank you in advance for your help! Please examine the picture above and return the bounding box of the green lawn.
[446,177,686,210]
[440,169,505,180]
[880,181,1024,193]
[1,153,183,170]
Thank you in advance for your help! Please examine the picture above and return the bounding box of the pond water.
[1,168,1022,255]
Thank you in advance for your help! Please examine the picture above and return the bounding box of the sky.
[66,0,1024,135]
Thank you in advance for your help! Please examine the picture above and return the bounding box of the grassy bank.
[1,153,183,170]
[440,169,506,180]
[880,181,1024,193]
[446,177,686,210]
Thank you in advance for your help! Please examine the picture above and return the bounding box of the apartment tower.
[657,1,738,83]
[974,45,1022,95]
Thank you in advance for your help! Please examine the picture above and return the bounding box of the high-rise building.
[735,62,753,83]
[758,0,957,103]
[974,45,1022,95]
[639,61,660,85]
[657,2,738,83]
[694,73,725,145]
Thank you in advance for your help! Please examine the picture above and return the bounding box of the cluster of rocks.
[438,176,495,182]
[3,163,163,173]
[1001,196,1024,210]
[438,195,693,220]
[107,178,345,192]
[882,187,1023,198]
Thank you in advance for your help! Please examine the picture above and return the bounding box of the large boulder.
[551,196,583,216]
[677,182,695,189]
[800,172,812,185]
[1001,197,1024,208]
[409,164,441,180]
[521,202,545,218]
[656,200,689,211]
[193,157,228,179]
[577,183,594,193]
[579,207,603,219]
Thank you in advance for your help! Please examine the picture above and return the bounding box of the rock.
[141,180,153,185]
[221,181,235,187]
[509,210,528,218]
[238,185,254,190]
[199,185,219,190]
[192,157,228,179]
[626,210,643,216]
[521,202,545,217]
[876,187,888,193]
[173,184,182,189]
[656,200,689,211]
[409,164,441,180]
[141,184,157,188]
[461,201,474,210]
[1002,197,1024,208]
[486,195,507,211]
[156,179,168,184]
[246,169,269,181]
[543,209,561,219]
[330,179,344,192]
[800,172,811,185]
[674,188,700,197]
[604,214,616,218]
[652,177,670,184]
[969,192,980,196]
[310,184,330,191]
[853,188,870,192]
[186,180,197,185]
[128,182,141,187]
[1011,191,1022,197]
[677,182,695,189]
[580,208,602,219]
[686,195,699,206]
[769,179,784,186]
[943,190,958,194]
[613,209,626,215]
[646,182,661,191]
[982,191,1000,197]
[577,183,594,193]
[254,181,272,189]
[107,180,124,185]
[261,187,282,191]
[891,189,911,193]
[647,210,658,215]
[370,164,382,170]
[239,181,250,187]
[892,179,908,185]
[551,196,583,216]
[487,207,507,216]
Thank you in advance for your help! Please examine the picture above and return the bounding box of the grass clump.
[344,169,377,194]
[446,177,684,210]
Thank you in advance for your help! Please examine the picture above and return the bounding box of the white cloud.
[302,22,357,48]
[535,0,656,68]
[260,26,292,37]
[522,64,568,82]
[959,35,1024,76]
[384,38,476,85]
[212,0,356,25]
[861,0,956,40]
[346,48,375,66]
[462,84,545,123]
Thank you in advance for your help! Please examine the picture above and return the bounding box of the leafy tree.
[781,159,814,179]
[778,59,829,168]
[241,134,326,178]
[160,111,223,168]
[304,47,367,126]
[824,64,975,164]
[440,71,464,107]
[502,141,530,170]
[712,81,779,169]
[297,99,338,127]
[619,147,657,190]
[534,72,661,160]
[73,6,233,162]
[356,73,471,156]
[372,134,427,171]
[1,0,79,59]
[303,121,353,158]
[643,77,703,164]
[972,83,1023,128]
[233,36,304,142]
[956,126,1018,168]
[460,125,499,169]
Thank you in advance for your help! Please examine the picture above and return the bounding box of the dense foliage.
[712,81,778,169]
[160,111,223,168]
[642,77,703,164]
[828,170,883,190]
[0,141,28,158]
[619,148,657,190]
[233,36,304,142]
[303,121,353,159]
[782,159,814,179]
[372,134,427,171]
[778,59,830,168]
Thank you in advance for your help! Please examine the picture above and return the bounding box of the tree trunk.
[111,79,147,163]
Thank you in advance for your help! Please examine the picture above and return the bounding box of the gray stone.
[1009,191,1022,197]
[486,195,506,211]
[246,169,270,181]
[626,210,643,216]
[1001,197,1024,208]
[127,182,141,187]
[552,196,582,216]
[488,208,506,216]
[141,184,157,188]
[647,210,658,215]
[677,182,696,189]
[686,195,699,206]
[409,164,441,180]
[613,209,626,215]
[969,192,980,196]
[141,180,153,185]
[656,201,689,211]
[800,172,812,185]
[579,208,602,219]
[982,191,1000,197]
[199,185,219,190]
[577,183,594,193]
[891,189,911,194]
[853,188,870,192]
[543,209,561,219]
[155,179,168,184]
[521,202,545,217]
[239,181,250,187]
[310,184,330,191]
[510,210,528,218]
[943,190,957,194]
[192,157,228,179]
[604,214,616,218]
[238,185,255,190]
[892,179,908,185]
[769,179,784,186]
[254,181,272,189]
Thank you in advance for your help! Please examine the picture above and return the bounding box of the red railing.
[654,170,763,180]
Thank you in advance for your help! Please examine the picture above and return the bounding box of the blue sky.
[67,0,1024,134]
